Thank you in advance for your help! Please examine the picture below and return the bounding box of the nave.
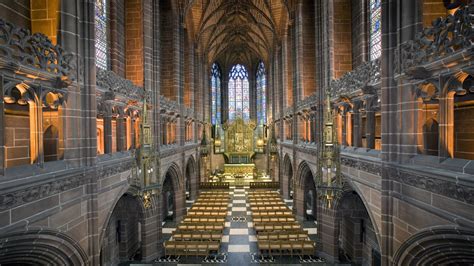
[156,185,321,265]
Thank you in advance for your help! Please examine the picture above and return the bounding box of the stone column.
[352,100,363,148]
[104,106,113,154]
[365,96,377,149]
[317,204,339,263]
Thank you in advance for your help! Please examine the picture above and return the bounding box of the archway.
[0,229,88,265]
[282,154,293,199]
[393,226,474,265]
[162,172,177,222]
[335,191,380,265]
[294,161,316,221]
[100,194,144,265]
[185,156,197,200]
[303,168,316,221]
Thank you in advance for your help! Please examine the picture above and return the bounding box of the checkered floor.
[158,186,321,265]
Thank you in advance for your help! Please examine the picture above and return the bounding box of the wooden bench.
[249,182,280,189]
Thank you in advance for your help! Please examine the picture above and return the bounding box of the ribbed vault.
[184,0,289,67]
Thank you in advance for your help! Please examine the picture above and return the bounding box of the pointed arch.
[0,229,89,265]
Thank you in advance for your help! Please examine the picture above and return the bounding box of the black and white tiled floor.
[156,186,324,265]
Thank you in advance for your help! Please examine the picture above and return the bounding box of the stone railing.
[159,95,179,115]
[96,68,146,101]
[283,106,293,117]
[183,107,194,118]
[297,93,318,111]
[330,58,381,99]
[395,4,474,74]
[0,18,75,80]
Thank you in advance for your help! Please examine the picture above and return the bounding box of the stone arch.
[393,226,474,265]
[334,185,381,265]
[0,229,89,265]
[100,193,145,265]
[185,155,197,200]
[161,163,184,222]
[295,161,317,220]
[282,153,293,199]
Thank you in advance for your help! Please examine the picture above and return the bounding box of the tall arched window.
[211,63,221,125]
[256,61,266,125]
[228,64,250,121]
[369,0,382,60]
[95,0,109,70]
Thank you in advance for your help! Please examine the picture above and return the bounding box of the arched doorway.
[303,170,316,221]
[282,155,293,199]
[100,194,144,265]
[185,157,196,200]
[336,191,380,265]
[0,229,88,265]
[162,172,176,222]
[294,161,316,220]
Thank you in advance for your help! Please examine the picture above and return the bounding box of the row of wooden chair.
[254,222,302,232]
[249,190,315,257]
[250,206,288,212]
[187,211,227,217]
[258,240,316,257]
[193,202,229,207]
[249,182,280,189]
[252,210,293,217]
[189,206,228,212]
[200,191,229,195]
[165,191,230,257]
[171,230,223,242]
[249,197,282,202]
[253,216,296,223]
[251,201,287,207]
[183,216,226,223]
[199,182,230,189]
[257,230,309,241]
[164,241,220,257]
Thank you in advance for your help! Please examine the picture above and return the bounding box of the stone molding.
[0,19,75,80]
[330,58,381,99]
[340,155,382,176]
[395,4,474,75]
[390,166,474,205]
[96,68,146,101]
[0,158,137,211]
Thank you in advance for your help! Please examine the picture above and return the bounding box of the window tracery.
[256,61,266,125]
[369,0,382,61]
[95,0,109,70]
[211,63,221,125]
[228,64,250,121]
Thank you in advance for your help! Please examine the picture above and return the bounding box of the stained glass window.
[211,63,221,125]
[369,0,382,61]
[256,61,266,125]
[228,64,250,121]
[95,0,109,70]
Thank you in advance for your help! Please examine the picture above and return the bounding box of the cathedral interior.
[0,0,473,265]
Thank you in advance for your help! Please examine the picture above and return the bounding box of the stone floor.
[124,187,334,265]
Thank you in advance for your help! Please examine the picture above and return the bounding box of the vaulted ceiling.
[184,0,290,68]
